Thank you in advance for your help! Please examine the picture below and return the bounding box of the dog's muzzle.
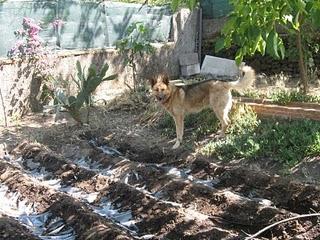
[156,93,166,102]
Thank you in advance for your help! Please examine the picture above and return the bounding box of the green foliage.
[116,22,155,60]
[270,89,320,104]
[55,61,117,123]
[228,105,260,135]
[216,0,320,65]
[116,0,198,10]
[236,89,320,105]
[117,0,171,6]
[157,104,320,167]
[157,109,220,138]
[201,108,320,167]
[171,0,198,11]
[116,22,155,91]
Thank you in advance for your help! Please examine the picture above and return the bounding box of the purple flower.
[28,23,42,37]
[8,17,51,58]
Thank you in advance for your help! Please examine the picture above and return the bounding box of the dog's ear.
[162,74,169,85]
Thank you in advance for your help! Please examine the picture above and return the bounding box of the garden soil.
[0,106,319,239]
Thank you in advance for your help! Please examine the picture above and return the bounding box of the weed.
[201,109,320,167]
[157,111,175,137]
[116,22,155,91]
[232,89,261,99]
[235,89,320,104]
[270,89,320,104]
[117,0,171,6]
[157,109,220,139]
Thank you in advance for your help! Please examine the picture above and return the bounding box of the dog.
[149,66,256,149]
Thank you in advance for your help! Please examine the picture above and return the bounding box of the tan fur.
[150,66,256,149]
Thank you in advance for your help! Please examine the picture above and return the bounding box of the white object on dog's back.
[200,55,244,77]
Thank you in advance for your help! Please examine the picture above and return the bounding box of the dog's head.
[149,74,172,104]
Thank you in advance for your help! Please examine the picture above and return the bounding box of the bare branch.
[245,213,320,240]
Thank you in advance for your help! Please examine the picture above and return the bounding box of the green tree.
[172,0,320,93]
[215,0,320,93]
[116,22,155,91]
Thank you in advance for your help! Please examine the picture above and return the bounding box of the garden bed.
[0,104,320,239]
[235,97,320,121]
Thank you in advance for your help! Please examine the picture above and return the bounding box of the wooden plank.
[236,101,320,121]
[235,97,320,110]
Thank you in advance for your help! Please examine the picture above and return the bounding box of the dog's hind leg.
[172,114,184,149]
[211,92,232,137]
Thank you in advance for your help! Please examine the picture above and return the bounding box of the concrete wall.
[0,8,198,124]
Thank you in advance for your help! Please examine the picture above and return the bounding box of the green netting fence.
[0,0,172,57]
[200,0,232,19]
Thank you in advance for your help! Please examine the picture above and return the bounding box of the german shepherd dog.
[150,66,256,149]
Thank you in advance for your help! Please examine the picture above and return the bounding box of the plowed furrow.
[12,142,241,239]
[10,142,320,239]
[0,161,56,212]
[0,215,40,240]
[86,133,170,163]
[154,179,320,238]
[0,161,135,240]
[48,195,133,240]
[191,158,320,213]
[99,182,241,239]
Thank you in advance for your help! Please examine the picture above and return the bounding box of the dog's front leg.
[172,114,184,149]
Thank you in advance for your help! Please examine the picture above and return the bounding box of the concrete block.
[200,55,243,77]
[179,53,199,66]
[181,63,200,77]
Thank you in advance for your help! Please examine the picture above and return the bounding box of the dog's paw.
[172,141,181,149]
[211,130,226,139]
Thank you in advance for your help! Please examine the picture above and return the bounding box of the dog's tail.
[228,66,255,93]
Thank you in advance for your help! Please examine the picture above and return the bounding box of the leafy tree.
[172,0,320,93]
[215,0,320,93]
[116,22,155,91]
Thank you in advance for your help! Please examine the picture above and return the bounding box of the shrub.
[54,61,117,123]
[202,109,320,167]
[116,22,155,91]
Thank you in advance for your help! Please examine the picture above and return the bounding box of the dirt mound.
[0,107,319,239]
[0,139,319,239]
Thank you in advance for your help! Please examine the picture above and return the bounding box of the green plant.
[215,0,320,94]
[55,61,117,123]
[201,110,320,167]
[157,109,220,139]
[117,0,196,9]
[117,0,171,6]
[270,89,320,104]
[116,22,155,91]
[8,17,58,114]
[171,0,198,11]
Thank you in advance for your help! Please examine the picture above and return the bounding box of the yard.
[0,0,320,239]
